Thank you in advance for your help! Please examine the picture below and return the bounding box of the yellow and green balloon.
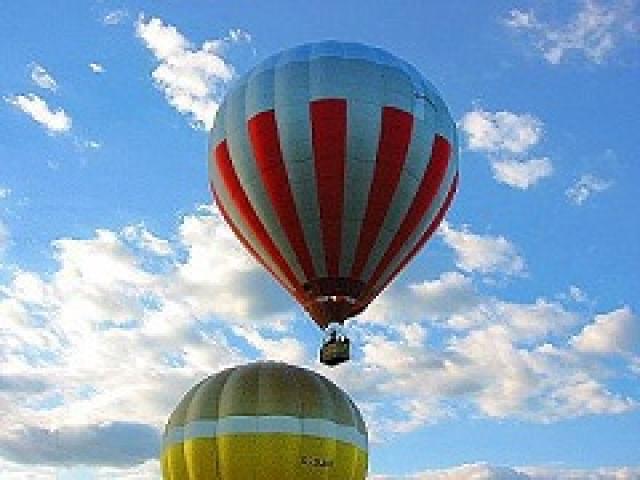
[161,362,368,480]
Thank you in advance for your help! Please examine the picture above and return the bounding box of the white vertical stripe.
[371,156,458,294]
[209,154,295,292]
[163,416,367,452]
[340,99,382,276]
[224,74,307,284]
[359,111,437,282]
[274,60,327,277]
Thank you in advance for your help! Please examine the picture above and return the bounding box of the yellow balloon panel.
[162,443,189,480]
[254,433,300,479]
[185,438,218,479]
[162,434,367,480]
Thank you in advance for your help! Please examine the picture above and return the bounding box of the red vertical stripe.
[366,135,452,287]
[211,184,302,302]
[360,172,459,307]
[248,110,316,282]
[214,141,302,291]
[310,99,348,277]
[350,106,414,279]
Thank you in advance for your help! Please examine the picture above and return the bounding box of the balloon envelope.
[209,41,458,328]
[161,362,368,480]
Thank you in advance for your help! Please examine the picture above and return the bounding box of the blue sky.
[1,1,639,479]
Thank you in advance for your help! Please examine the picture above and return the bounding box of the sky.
[0,0,639,479]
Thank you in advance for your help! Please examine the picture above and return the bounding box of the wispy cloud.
[82,139,101,150]
[504,9,539,29]
[460,109,542,154]
[372,462,640,480]
[89,62,105,74]
[359,276,635,432]
[4,94,71,134]
[136,16,251,130]
[491,157,553,190]
[504,0,639,64]
[459,108,552,189]
[571,306,639,355]
[569,285,589,303]
[439,221,527,276]
[102,9,128,26]
[0,457,161,480]
[566,173,612,204]
[121,224,172,256]
[30,64,57,92]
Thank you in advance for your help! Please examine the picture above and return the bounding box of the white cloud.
[0,206,637,470]
[566,174,612,204]
[89,62,105,74]
[568,285,589,302]
[364,271,481,327]
[3,271,49,305]
[353,314,633,429]
[228,28,252,43]
[521,465,640,480]
[504,1,639,64]
[373,462,530,480]
[572,306,639,355]
[231,324,307,364]
[164,206,292,322]
[0,187,11,199]
[5,94,71,134]
[0,459,57,480]
[122,224,172,256]
[447,324,629,420]
[30,64,57,91]
[504,9,539,29]
[439,222,526,276]
[372,462,640,480]
[94,460,160,480]
[103,9,128,25]
[136,16,250,130]
[490,157,553,189]
[366,273,580,341]
[449,300,573,339]
[410,272,481,318]
[0,206,298,468]
[0,456,160,480]
[459,108,552,189]
[70,138,102,152]
[460,109,542,154]
[351,268,634,432]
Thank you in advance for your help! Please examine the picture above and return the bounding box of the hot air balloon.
[209,41,458,365]
[161,361,368,480]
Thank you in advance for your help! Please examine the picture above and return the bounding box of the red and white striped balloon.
[209,41,458,329]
